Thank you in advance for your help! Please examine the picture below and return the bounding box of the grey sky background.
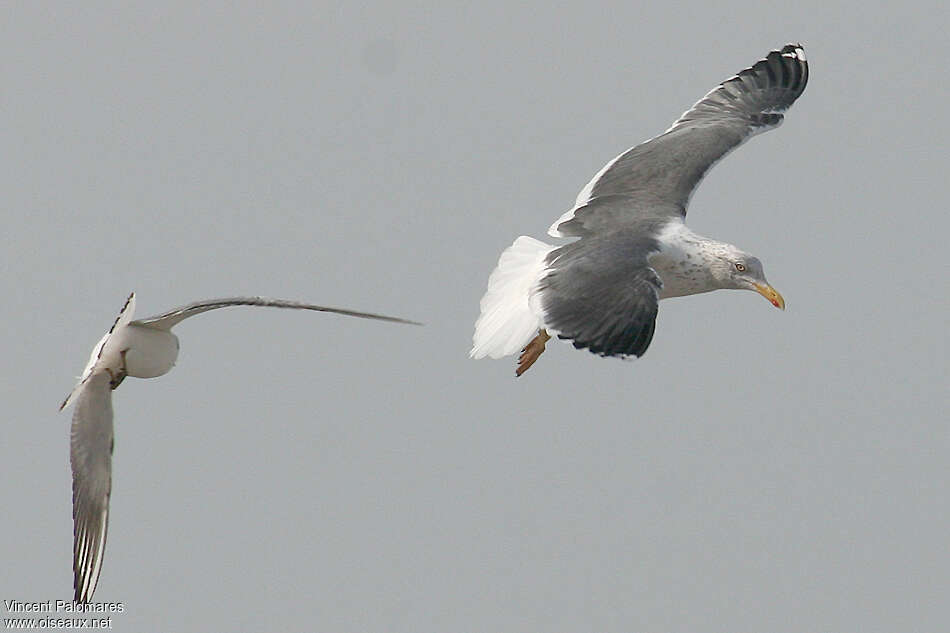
[2,2,948,631]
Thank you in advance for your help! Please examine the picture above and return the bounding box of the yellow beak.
[753,283,785,310]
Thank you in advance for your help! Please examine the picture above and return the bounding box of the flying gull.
[472,43,808,375]
[61,293,420,602]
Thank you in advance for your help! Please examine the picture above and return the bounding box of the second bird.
[62,293,420,603]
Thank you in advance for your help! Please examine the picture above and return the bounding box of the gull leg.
[516,329,550,377]
[107,350,129,389]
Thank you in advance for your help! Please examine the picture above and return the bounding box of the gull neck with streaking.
[649,220,743,299]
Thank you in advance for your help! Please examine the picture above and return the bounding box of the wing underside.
[70,372,114,603]
[134,297,420,330]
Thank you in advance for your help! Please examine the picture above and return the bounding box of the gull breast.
[111,325,180,378]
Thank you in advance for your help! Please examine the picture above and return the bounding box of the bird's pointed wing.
[551,44,807,237]
[61,293,136,411]
[69,371,114,603]
[132,297,422,330]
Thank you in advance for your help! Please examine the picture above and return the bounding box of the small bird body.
[62,295,178,408]
[119,324,179,379]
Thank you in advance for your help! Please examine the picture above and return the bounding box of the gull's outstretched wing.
[550,44,808,238]
[132,297,422,330]
[538,230,662,358]
[69,371,114,603]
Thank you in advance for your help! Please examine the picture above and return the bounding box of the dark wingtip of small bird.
[380,314,423,326]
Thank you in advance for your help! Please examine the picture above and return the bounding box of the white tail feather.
[471,236,554,359]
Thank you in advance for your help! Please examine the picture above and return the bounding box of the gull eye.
[735,262,746,272]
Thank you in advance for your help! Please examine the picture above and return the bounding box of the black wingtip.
[565,318,656,359]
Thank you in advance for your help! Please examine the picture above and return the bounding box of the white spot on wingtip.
[782,47,806,61]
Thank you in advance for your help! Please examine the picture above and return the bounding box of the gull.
[61,292,419,602]
[471,44,808,375]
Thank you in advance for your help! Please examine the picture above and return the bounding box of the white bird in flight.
[61,292,420,603]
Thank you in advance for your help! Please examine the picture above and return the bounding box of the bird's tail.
[471,236,554,359]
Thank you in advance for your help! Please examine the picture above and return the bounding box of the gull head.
[712,247,785,310]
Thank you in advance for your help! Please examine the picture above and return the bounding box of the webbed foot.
[516,329,550,377]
